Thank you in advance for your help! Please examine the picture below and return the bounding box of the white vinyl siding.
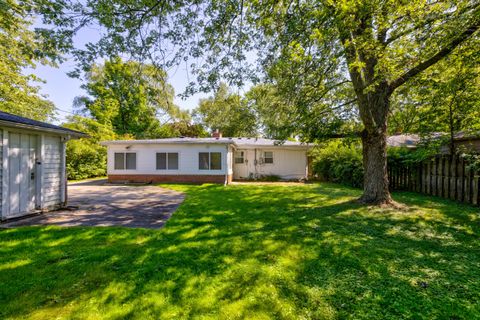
[43,135,62,208]
[232,148,308,180]
[107,144,229,176]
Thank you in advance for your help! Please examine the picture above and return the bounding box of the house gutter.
[0,120,88,138]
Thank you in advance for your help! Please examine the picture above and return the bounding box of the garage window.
[157,152,179,170]
[114,152,136,170]
[199,152,222,170]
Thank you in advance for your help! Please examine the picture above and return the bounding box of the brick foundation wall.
[108,174,232,184]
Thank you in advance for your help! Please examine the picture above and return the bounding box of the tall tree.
[74,57,186,138]
[0,0,58,120]
[52,1,480,204]
[244,84,296,139]
[193,83,257,137]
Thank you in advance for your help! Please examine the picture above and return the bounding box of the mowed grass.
[0,183,479,319]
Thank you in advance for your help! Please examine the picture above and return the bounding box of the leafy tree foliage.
[74,57,187,138]
[244,84,295,139]
[37,1,480,204]
[389,44,480,154]
[193,83,257,137]
[164,121,209,138]
[0,0,57,120]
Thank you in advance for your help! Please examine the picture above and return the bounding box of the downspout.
[305,150,309,180]
[224,145,228,186]
[254,148,257,179]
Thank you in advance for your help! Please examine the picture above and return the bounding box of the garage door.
[6,132,37,218]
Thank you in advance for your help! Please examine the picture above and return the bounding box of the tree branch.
[385,3,480,46]
[318,132,362,139]
[389,20,480,92]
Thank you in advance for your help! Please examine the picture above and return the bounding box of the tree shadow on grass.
[0,183,479,319]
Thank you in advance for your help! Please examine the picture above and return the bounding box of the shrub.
[63,116,117,180]
[311,141,364,188]
[66,140,107,180]
[257,174,282,182]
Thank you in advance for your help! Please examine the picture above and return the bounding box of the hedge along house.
[101,137,310,184]
[0,111,87,220]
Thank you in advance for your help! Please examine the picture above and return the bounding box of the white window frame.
[199,152,222,170]
[263,151,274,164]
[156,152,179,170]
[114,152,137,170]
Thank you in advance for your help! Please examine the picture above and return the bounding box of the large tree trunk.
[360,128,392,204]
[357,85,393,205]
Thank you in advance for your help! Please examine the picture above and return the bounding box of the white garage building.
[0,111,86,220]
[102,136,310,184]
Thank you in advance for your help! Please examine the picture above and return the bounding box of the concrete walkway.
[2,180,184,229]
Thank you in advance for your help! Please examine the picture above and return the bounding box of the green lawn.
[1,183,479,319]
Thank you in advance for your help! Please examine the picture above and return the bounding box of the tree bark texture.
[357,85,393,204]
[360,128,392,204]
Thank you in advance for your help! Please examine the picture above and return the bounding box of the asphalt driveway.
[2,180,185,229]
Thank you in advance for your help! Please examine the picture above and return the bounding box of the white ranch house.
[101,137,310,184]
[0,111,86,220]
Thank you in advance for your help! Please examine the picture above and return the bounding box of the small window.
[210,152,221,170]
[156,153,167,170]
[235,151,244,164]
[157,152,179,170]
[114,153,125,170]
[199,152,209,170]
[199,152,222,170]
[264,151,273,164]
[114,152,136,170]
[126,153,136,169]
[168,153,179,170]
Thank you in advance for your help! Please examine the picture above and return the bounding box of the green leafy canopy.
[43,1,479,138]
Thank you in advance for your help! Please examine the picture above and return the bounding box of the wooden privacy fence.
[388,155,480,206]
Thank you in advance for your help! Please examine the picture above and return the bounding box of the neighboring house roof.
[101,137,310,149]
[386,132,480,149]
[387,134,420,148]
[0,111,87,137]
[451,131,480,142]
[101,137,236,146]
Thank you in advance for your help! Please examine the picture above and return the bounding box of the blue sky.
[30,26,209,124]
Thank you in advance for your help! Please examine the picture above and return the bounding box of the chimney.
[212,129,222,139]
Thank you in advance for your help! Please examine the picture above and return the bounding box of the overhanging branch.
[388,19,480,92]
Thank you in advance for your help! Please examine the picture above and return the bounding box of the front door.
[6,132,37,217]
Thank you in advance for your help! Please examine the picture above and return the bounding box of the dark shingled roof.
[0,111,87,137]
